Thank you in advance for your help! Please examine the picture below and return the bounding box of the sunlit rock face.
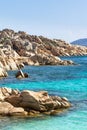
[0,87,71,117]
[0,67,8,78]
[0,28,87,71]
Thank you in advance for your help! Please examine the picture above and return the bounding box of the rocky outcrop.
[0,87,71,117]
[0,28,87,71]
[0,67,8,78]
[0,48,25,70]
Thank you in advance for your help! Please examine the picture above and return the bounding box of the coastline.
[0,56,87,130]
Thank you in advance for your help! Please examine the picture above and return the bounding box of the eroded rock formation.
[0,87,71,117]
[0,29,87,77]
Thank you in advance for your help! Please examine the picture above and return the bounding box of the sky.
[0,0,87,42]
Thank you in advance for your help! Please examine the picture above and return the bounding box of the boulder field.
[0,87,71,117]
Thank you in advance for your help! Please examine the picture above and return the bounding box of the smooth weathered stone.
[0,87,71,117]
[0,101,28,116]
[0,102,13,115]
[9,107,28,116]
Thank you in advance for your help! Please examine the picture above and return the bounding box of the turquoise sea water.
[0,56,87,130]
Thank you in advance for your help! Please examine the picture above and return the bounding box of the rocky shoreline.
[0,29,87,77]
[1,29,86,117]
[0,87,71,117]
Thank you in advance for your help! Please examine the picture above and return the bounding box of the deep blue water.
[0,56,87,130]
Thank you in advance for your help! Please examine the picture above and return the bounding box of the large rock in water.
[5,89,71,112]
[0,87,71,116]
[15,70,28,79]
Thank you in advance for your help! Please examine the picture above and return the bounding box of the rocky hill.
[71,38,87,46]
[0,29,87,76]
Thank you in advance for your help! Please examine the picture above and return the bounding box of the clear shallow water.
[0,56,87,130]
